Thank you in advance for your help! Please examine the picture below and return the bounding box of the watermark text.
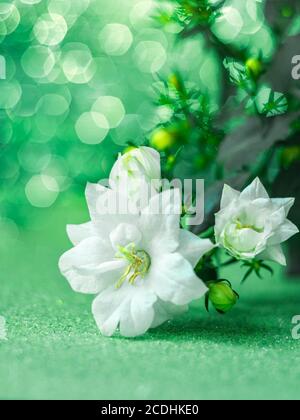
[292,315,300,340]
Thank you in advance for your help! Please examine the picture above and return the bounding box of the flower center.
[115,243,151,289]
[235,219,264,234]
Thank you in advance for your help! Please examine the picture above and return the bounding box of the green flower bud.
[150,128,175,151]
[208,281,239,314]
[246,58,263,78]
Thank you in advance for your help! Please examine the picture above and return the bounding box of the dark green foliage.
[152,0,300,246]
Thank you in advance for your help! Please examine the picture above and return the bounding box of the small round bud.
[208,281,238,314]
[246,58,263,78]
[150,128,175,151]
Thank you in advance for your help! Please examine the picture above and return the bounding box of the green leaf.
[220,258,238,267]
[223,58,249,86]
[241,259,275,283]
[200,226,215,239]
[216,310,226,315]
[256,86,288,117]
[241,267,253,284]
[260,263,274,276]
[205,293,210,312]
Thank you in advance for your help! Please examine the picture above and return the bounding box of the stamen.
[235,219,264,234]
[116,244,151,289]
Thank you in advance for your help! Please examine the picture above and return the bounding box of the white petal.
[225,225,264,253]
[92,286,126,337]
[269,219,299,245]
[60,237,112,270]
[109,147,161,203]
[109,153,122,188]
[140,189,181,254]
[240,177,269,201]
[215,200,248,242]
[215,204,236,240]
[109,147,161,187]
[271,197,295,216]
[85,182,107,220]
[110,223,142,251]
[119,288,157,337]
[92,285,157,337]
[220,184,240,209]
[0,317,7,341]
[259,245,287,266]
[268,206,288,230]
[59,237,123,294]
[137,146,161,180]
[85,183,137,239]
[149,253,207,306]
[179,230,214,267]
[67,222,95,246]
[151,300,188,329]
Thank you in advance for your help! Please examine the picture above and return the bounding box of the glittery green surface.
[1,196,300,401]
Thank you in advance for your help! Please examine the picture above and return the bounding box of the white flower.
[109,146,161,203]
[0,316,7,341]
[59,184,214,337]
[215,178,299,265]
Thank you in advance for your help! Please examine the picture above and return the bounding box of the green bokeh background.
[0,0,282,226]
[1,0,300,400]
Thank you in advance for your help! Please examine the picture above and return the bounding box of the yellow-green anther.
[235,219,264,234]
[116,244,151,289]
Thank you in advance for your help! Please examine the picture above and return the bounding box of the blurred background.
[1,0,300,258]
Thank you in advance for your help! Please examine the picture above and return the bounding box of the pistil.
[116,244,151,289]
